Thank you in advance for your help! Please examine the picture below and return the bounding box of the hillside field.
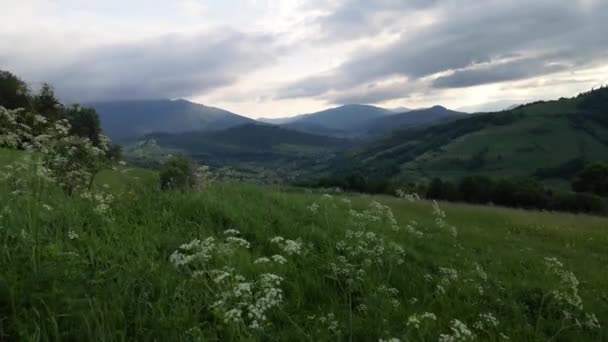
[1,150,606,341]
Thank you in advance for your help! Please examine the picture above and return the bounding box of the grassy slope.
[1,151,607,341]
[341,92,608,186]
[403,113,608,182]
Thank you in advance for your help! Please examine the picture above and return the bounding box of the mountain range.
[92,101,464,141]
[91,87,608,188]
[91,99,254,142]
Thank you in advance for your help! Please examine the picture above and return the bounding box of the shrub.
[160,157,196,191]
[572,162,608,197]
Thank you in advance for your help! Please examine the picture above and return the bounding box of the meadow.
[1,150,606,341]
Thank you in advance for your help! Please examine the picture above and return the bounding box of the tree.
[33,83,63,121]
[458,176,494,203]
[160,157,197,191]
[572,162,608,197]
[106,144,123,163]
[64,105,102,146]
[0,70,31,110]
[426,178,456,201]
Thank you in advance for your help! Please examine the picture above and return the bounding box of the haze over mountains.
[92,99,255,142]
[91,100,465,141]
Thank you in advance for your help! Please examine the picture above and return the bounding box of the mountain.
[90,99,255,142]
[143,123,352,167]
[288,104,393,131]
[388,106,411,113]
[365,105,466,134]
[329,87,608,186]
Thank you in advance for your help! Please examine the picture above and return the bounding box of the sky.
[1,0,607,118]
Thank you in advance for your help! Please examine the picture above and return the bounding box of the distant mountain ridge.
[287,104,393,131]
[91,99,254,142]
[365,105,466,134]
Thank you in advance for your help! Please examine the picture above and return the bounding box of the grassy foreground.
[0,163,607,341]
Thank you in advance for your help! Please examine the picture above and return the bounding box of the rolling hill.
[91,99,255,142]
[329,87,608,187]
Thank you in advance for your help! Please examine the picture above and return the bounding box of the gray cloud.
[432,58,571,89]
[2,30,279,102]
[314,0,439,41]
[281,0,608,103]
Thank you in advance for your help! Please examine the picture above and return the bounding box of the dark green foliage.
[533,157,587,179]
[0,70,31,110]
[426,178,457,201]
[0,275,16,341]
[572,162,608,197]
[313,173,396,195]
[65,105,102,145]
[159,157,196,191]
[33,83,63,121]
[458,176,494,203]
[106,144,123,163]
[578,85,608,113]
[424,176,606,215]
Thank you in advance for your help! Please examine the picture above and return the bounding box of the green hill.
[333,87,608,187]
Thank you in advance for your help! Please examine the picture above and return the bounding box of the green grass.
[1,150,607,341]
[399,113,608,183]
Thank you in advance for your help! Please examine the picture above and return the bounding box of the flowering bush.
[1,106,112,194]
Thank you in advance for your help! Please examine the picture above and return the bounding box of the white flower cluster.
[395,189,421,202]
[406,312,437,329]
[473,312,499,330]
[307,202,320,214]
[169,237,217,270]
[211,269,284,330]
[308,313,341,336]
[81,191,115,214]
[432,201,458,238]
[1,106,112,195]
[270,236,304,256]
[438,319,475,342]
[436,267,459,295]
[170,232,295,333]
[542,257,600,331]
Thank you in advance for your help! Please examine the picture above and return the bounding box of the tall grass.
[0,164,606,341]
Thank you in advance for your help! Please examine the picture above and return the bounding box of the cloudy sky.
[1,0,607,118]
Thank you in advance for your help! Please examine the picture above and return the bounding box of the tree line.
[0,69,122,161]
[310,163,608,215]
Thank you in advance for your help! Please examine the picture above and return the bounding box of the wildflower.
[438,319,475,342]
[270,236,304,256]
[307,203,320,214]
[407,312,437,329]
[67,230,79,240]
[254,257,271,264]
[169,237,216,270]
[271,254,287,264]
[321,194,333,199]
[226,236,251,249]
[42,204,53,211]
[223,229,241,236]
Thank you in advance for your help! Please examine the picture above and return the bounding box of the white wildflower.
[67,230,79,240]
